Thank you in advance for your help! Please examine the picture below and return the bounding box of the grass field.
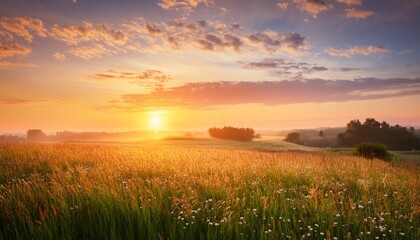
[0,141,419,239]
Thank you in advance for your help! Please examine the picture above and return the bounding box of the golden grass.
[0,143,418,239]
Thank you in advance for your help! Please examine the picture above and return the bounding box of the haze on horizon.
[1,0,419,133]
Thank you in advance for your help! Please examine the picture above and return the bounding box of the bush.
[353,143,392,161]
[208,126,256,141]
[284,132,301,144]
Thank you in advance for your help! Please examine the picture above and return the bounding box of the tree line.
[284,118,419,150]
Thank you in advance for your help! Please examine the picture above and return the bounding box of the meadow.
[0,141,418,239]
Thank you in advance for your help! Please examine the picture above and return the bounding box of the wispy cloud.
[293,0,331,17]
[277,2,289,10]
[0,17,46,42]
[336,0,362,6]
[34,18,311,59]
[324,46,388,57]
[90,69,172,90]
[333,67,361,72]
[0,98,35,104]
[239,58,329,77]
[345,8,375,19]
[52,52,66,62]
[158,0,214,11]
[115,78,420,110]
[0,61,37,69]
[245,31,308,55]
[49,21,127,46]
[69,44,114,60]
[0,43,31,58]
[122,19,309,55]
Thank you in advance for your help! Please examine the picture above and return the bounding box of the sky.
[0,0,419,133]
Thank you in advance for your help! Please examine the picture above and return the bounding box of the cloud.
[158,0,214,11]
[116,78,420,109]
[0,43,31,58]
[0,30,14,41]
[324,46,389,57]
[69,44,114,60]
[293,0,331,17]
[90,69,172,90]
[49,21,128,46]
[196,33,242,52]
[345,8,375,19]
[0,61,37,69]
[239,58,330,77]
[310,66,328,72]
[53,52,66,62]
[0,17,311,60]
[0,17,46,42]
[336,0,362,5]
[334,67,361,72]
[122,19,307,55]
[277,2,289,10]
[0,98,35,104]
[245,31,308,54]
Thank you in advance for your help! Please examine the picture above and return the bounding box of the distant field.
[0,142,419,239]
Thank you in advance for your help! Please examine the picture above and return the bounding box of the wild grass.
[0,143,418,239]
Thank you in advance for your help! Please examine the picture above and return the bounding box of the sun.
[150,116,161,127]
[149,112,163,131]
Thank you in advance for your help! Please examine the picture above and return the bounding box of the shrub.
[353,143,392,161]
[208,126,256,141]
[284,132,301,144]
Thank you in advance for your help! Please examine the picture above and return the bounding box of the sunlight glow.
[149,111,163,131]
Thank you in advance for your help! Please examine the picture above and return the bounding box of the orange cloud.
[158,0,214,11]
[345,8,375,19]
[0,61,37,69]
[277,2,289,10]
[90,69,172,90]
[0,30,14,41]
[293,0,331,17]
[117,78,420,110]
[336,0,362,5]
[121,19,308,55]
[0,17,46,42]
[69,44,114,60]
[0,43,31,58]
[49,21,128,46]
[324,46,388,57]
[0,98,35,104]
[52,52,66,62]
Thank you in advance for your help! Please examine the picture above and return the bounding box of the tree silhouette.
[284,132,301,144]
[337,118,420,150]
[27,129,48,142]
[208,126,256,141]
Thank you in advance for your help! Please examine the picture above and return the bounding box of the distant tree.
[337,118,420,150]
[208,126,256,141]
[318,130,324,138]
[284,132,301,144]
[27,129,48,142]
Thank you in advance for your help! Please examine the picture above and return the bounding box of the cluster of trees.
[208,126,256,141]
[337,118,419,150]
[284,132,301,144]
[27,129,49,142]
